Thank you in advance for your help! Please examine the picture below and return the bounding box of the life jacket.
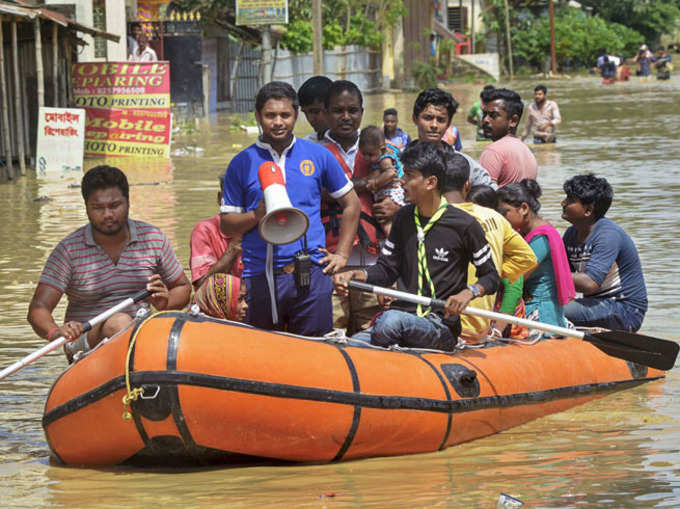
[320,141,383,255]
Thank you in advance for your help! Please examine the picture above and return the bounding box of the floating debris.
[497,493,524,507]
[240,125,260,135]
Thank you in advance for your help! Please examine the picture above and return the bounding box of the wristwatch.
[467,284,482,298]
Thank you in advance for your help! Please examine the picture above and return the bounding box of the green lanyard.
[414,196,449,316]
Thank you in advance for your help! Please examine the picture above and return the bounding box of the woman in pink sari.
[496,179,575,327]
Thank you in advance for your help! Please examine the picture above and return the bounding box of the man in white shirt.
[521,84,561,144]
[129,33,157,62]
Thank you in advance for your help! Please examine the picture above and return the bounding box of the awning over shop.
[0,0,120,42]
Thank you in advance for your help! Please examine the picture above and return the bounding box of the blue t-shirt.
[563,217,647,312]
[221,137,352,277]
[385,127,411,150]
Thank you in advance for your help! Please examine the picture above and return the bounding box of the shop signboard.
[72,61,171,157]
[36,107,86,177]
[236,0,288,25]
[83,108,171,157]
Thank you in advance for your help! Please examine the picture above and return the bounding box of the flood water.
[1,77,679,507]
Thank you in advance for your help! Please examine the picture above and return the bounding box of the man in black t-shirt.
[334,143,499,351]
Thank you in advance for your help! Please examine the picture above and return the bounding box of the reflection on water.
[1,77,679,507]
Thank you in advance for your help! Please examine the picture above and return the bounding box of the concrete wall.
[457,52,499,81]
[381,18,405,88]
[202,38,218,113]
[45,0,127,61]
[106,0,127,60]
[272,46,381,91]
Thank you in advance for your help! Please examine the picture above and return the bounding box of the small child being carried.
[358,126,405,236]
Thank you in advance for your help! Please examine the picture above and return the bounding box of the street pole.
[262,25,272,84]
[471,0,476,53]
[503,0,513,78]
[549,0,557,75]
[312,0,323,75]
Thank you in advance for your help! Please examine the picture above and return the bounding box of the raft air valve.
[440,364,481,398]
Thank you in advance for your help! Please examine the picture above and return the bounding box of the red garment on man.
[320,142,381,254]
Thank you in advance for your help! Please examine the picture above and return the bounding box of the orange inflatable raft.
[43,311,664,466]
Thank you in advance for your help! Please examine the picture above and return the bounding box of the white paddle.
[0,289,151,381]
[348,281,678,371]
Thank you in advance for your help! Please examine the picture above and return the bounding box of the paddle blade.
[584,330,679,371]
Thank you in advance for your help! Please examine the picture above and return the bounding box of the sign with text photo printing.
[84,108,171,157]
[72,61,171,158]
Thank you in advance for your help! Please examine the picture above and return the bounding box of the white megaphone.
[258,161,309,245]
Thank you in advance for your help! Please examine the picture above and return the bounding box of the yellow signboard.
[236,0,288,25]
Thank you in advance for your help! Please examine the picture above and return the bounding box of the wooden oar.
[348,281,678,371]
[0,289,151,381]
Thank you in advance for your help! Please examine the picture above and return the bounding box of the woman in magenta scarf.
[496,179,575,328]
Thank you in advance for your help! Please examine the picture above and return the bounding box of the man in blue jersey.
[220,82,361,336]
[561,174,648,332]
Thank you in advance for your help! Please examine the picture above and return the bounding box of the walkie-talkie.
[294,235,312,290]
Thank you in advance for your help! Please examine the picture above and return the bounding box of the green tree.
[282,0,406,52]
[578,0,680,43]
[173,0,406,52]
[512,8,644,69]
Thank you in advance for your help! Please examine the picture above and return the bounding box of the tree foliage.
[512,8,644,69]
[482,1,648,72]
[172,0,406,52]
[281,0,406,52]
[578,0,680,43]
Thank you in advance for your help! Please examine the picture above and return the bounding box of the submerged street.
[1,77,679,507]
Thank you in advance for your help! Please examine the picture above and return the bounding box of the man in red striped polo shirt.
[28,165,191,361]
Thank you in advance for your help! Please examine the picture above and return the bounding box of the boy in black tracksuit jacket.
[335,142,499,351]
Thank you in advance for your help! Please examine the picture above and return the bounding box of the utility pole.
[549,0,557,75]
[0,15,15,180]
[471,0,476,53]
[35,17,45,108]
[503,0,513,78]
[312,0,323,75]
[262,25,272,84]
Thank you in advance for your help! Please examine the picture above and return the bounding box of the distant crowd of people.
[27,77,648,360]
[596,44,673,83]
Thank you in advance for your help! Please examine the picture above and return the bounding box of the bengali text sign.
[36,107,86,177]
